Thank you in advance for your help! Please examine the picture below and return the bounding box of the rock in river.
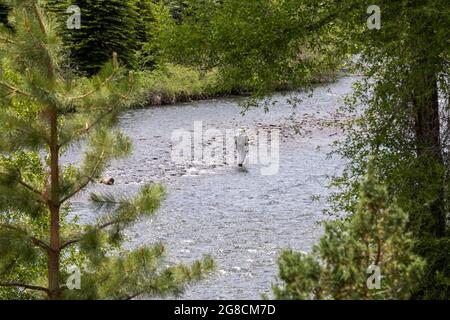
[100,177,115,185]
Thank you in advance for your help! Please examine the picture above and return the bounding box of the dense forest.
[0,0,448,300]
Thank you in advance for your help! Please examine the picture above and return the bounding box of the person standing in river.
[235,127,249,168]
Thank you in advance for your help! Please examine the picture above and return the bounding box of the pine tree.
[62,0,141,75]
[0,0,212,300]
[273,166,425,300]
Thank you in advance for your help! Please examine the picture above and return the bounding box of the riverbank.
[136,64,341,107]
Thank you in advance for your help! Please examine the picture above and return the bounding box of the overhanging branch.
[60,218,124,251]
[59,151,106,205]
[0,81,32,97]
[0,281,49,293]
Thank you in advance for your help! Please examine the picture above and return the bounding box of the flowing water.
[67,76,357,299]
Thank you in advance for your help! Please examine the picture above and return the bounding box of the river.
[67,76,357,299]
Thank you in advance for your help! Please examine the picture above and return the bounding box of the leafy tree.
[273,167,425,300]
[0,0,212,300]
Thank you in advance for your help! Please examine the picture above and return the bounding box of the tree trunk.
[412,68,446,237]
[408,6,446,237]
[47,109,61,300]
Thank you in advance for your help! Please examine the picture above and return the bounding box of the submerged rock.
[100,177,115,186]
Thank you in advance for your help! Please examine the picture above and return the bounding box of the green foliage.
[72,0,140,74]
[133,0,158,69]
[136,63,221,105]
[0,0,212,299]
[0,1,10,27]
[326,0,450,298]
[63,246,214,300]
[162,0,190,23]
[273,169,425,300]
[44,0,146,75]
[155,0,341,98]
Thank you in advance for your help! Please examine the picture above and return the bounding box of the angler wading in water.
[235,127,249,168]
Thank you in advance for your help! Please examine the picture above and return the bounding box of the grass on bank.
[135,64,222,106]
[135,62,342,108]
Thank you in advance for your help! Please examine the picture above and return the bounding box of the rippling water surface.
[67,76,357,299]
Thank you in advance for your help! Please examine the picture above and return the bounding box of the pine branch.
[304,1,351,33]
[28,3,55,80]
[0,281,49,293]
[90,193,123,209]
[0,259,16,277]
[58,177,90,205]
[120,71,134,100]
[61,184,166,256]
[0,223,51,252]
[0,81,32,97]
[15,126,51,145]
[0,91,16,99]
[67,54,134,103]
